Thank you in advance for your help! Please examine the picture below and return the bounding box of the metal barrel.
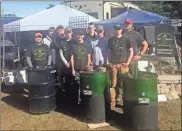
[27,66,56,114]
[122,71,158,130]
[80,71,110,123]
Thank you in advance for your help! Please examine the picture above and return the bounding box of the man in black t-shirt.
[71,30,92,76]
[50,25,65,67]
[59,27,77,91]
[70,30,92,104]
[108,25,133,107]
[26,32,52,68]
[50,25,67,86]
[123,19,148,74]
[123,19,148,58]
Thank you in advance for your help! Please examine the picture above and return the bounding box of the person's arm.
[42,38,46,44]
[60,49,68,65]
[126,47,134,65]
[107,38,112,65]
[140,40,148,56]
[26,47,33,67]
[99,49,104,65]
[87,44,92,66]
[88,54,92,66]
[50,42,56,65]
[46,45,52,66]
[133,33,148,60]
[71,55,75,76]
[47,55,52,66]
[138,33,148,56]
[27,57,33,67]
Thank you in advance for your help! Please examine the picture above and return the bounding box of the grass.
[1,87,181,131]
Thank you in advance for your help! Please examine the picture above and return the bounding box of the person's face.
[76,34,84,42]
[49,29,55,37]
[65,31,72,39]
[96,30,104,38]
[57,28,64,37]
[125,23,133,30]
[114,29,122,36]
[35,35,42,44]
[88,24,95,34]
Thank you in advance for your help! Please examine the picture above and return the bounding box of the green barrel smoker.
[79,70,110,123]
[27,66,57,114]
[122,61,158,130]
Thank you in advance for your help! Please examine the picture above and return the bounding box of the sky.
[2,1,62,17]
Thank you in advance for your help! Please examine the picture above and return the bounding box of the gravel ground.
[1,86,181,130]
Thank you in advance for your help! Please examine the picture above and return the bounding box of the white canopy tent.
[3,5,99,32]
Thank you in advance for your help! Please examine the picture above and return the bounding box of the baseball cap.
[124,18,133,24]
[96,25,104,31]
[65,27,72,33]
[114,24,122,30]
[35,32,43,37]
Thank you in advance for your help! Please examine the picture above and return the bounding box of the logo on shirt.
[63,46,69,58]
[33,48,47,60]
[76,46,86,59]
[112,40,124,55]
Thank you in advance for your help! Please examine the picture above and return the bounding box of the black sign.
[155,25,175,57]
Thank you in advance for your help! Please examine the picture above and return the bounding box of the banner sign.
[155,25,175,57]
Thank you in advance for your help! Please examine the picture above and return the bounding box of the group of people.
[26,18,148,108]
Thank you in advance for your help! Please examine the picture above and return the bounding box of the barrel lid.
[27,66,55,72]
[80,70,107,74]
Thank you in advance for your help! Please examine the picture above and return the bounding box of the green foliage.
[134,1,182,17]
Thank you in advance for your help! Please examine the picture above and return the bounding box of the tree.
[133,1,164,13]
[46,4,55,9]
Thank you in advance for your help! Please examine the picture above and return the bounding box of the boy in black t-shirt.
[70,30,92,103]
[71,30,92,75]
[108,25,133,107]
[26,32,52,68]
[59,27,76,91]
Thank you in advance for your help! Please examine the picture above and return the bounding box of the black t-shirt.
[108,36,131,64]
[50,37,67,65]
[71,42,92,71]
[123,29,145,55]
[27,44,51,67]
[60,38,77,62]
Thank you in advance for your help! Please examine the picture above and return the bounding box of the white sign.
[138,98,150,104]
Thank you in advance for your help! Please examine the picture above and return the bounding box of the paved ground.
[1,85,181,130]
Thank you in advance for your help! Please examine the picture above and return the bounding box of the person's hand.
[65,62,70,68]
[116,64,121,69]
[106,63,112,68]
[133,55,141,61]
[122,63,129,67]
[89,61,93,66]
[72,70,76,76]
[28,66,33,70]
